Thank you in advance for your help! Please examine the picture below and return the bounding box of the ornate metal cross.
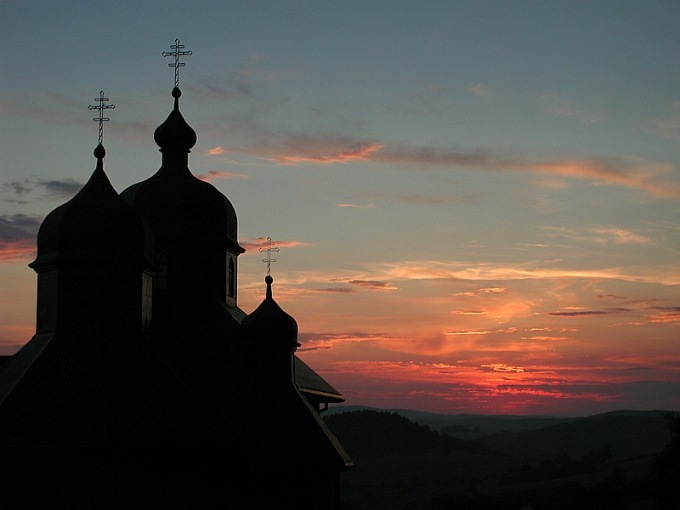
[88,91,115,145]
[163,38,193,88]
[259,237,280,276]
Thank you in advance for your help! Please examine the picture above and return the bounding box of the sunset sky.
[1,1,679,416]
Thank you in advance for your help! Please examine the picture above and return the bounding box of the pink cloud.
[196,170,248,182]
[469,83,493,99]
[336,203,376,208]
[0,241,36,261]
[240,237,310,252]
[370,146,680,199]
[207,146,225,156]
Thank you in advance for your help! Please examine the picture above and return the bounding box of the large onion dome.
[120,87,242,254]
[30,144,153,270]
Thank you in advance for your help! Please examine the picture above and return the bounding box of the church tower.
[120,42,244,332]
[29,93,155,340]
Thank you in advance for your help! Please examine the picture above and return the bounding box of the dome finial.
[88,90,115,154]
[162,38,193,90]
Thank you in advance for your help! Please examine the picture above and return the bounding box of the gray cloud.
[0,214,41,242]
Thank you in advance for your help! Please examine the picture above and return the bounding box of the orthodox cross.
[259,237,280,276]
[163,38,193,89]
[88,91,115,145]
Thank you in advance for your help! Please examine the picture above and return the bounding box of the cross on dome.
[163,38,193,89]
[259,237,280,276]
[88,91,115,146]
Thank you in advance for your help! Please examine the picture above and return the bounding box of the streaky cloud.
[271,143,384,165]
[38,178,82,199]
[347,279,398,291]
[311,287,357,294]
[375,146,680,199]
[0,214,40,261]
[0,214,41,242]
[196,170,248,182]
[336,203,376,208]
[361,260,680,286]
[4,178,81,201]
[548,308,630,317]
[240,237,310,252]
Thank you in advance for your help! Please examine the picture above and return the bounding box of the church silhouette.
[0,41,354,509]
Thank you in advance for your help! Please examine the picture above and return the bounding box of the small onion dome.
[241,276,300,350]
[153,87,197,153]
[30,144,154,270]
[120,88,243,253]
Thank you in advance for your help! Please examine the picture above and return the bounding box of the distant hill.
[324,409,491,456]
[478,410,672,461]
[326,405,580,438]
[324,407,678,510]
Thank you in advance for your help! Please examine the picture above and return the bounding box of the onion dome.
[153,87,197,153]
[30,144,153,270]
[120,87,243,253]
[241,276,299,350]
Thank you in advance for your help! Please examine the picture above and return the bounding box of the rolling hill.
[324,408,678,510]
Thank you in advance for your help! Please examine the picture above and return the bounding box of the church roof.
[0,331,225,447]
[294,356,345,404]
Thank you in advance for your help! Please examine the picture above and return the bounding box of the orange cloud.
[356,260,680,286]
[531,159,680,198]
[445,330,493,336]
[482,363,525,373]
[647,311,680,324]
[478,287,506,293]
[271,143,384,165]
[527,336,570,342]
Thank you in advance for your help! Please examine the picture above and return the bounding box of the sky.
[1,0,679,417]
